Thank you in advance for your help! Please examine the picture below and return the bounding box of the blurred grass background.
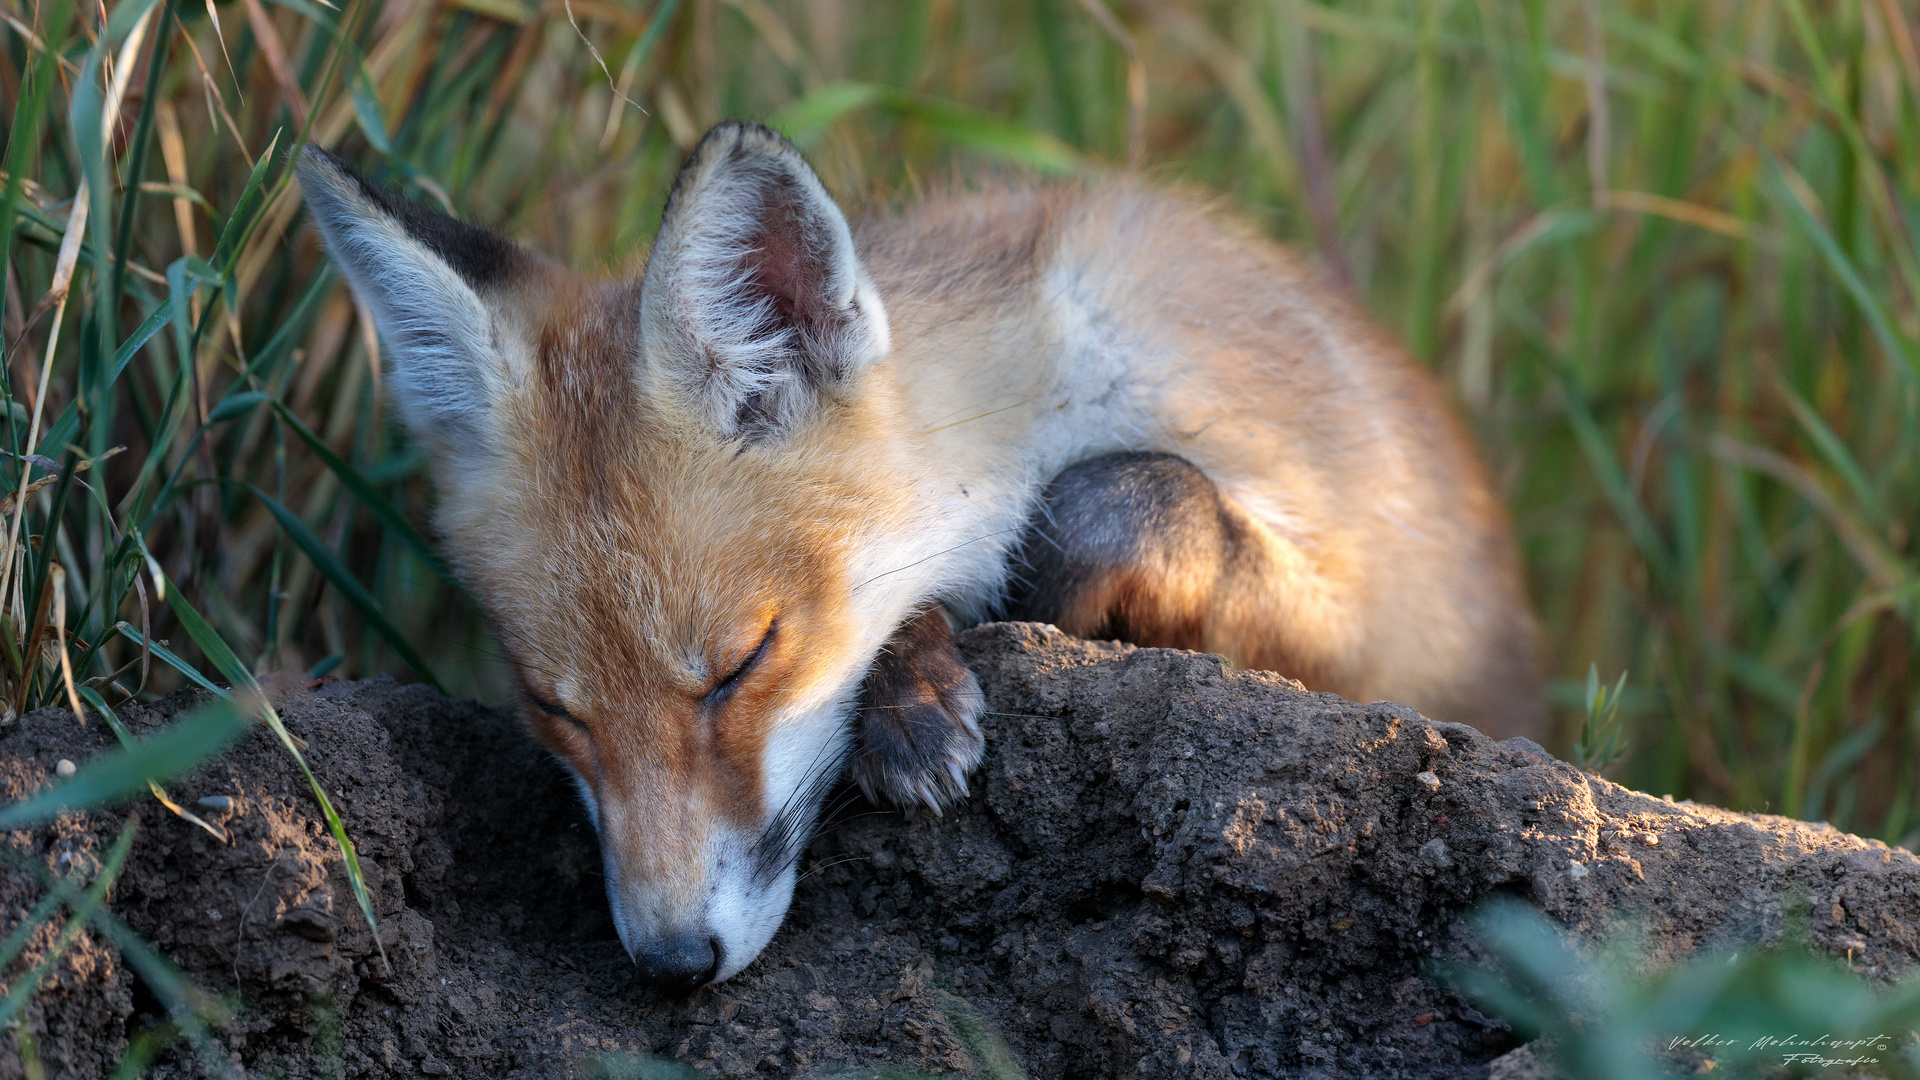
[1,0,1915,848]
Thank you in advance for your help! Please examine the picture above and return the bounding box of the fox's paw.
[851,610,986,815]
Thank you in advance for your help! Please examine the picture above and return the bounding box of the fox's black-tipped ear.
[295,146,527,456]
[640,122,890,440]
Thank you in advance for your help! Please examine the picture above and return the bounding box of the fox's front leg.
[852,608,986,813]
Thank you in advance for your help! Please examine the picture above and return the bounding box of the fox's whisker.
[794,854,867,885]
[851,527,1023,593]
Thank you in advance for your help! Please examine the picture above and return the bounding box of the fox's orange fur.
[297,122,1541,988]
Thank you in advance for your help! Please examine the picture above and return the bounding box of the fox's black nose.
[632,934,723,992]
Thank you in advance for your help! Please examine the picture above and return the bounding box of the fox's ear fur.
[641,122,889,440]
[296,146,526,456]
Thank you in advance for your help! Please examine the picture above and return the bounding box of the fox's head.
[297,124,937,988]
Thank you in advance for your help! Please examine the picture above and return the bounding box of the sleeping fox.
[296,122,1541,990]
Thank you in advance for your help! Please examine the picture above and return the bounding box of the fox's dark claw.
[851,608,986,814]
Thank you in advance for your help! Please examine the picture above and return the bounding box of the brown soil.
[2,623,1917,1079]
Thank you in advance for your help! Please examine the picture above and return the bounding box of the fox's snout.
[628,932,725,992]
[596,794,808,991]
[608,855,788,991]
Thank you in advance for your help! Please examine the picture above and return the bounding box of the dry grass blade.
[565,0,647,118]
[0,191,85,614]
[0,9,82,76]
[201,0,239,90]
[1580,0,1610,203]
[0,476,59,519]
[240,0,310,127]
[1875,0,1920,103]
[155,101,199,259]
[50,563,83,727]
[1594,190,1761,241]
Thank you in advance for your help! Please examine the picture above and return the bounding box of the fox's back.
[857,183,1541,733]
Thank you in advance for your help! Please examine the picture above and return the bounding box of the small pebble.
[1568,861,1590,879]
[54,759,75,777]
[195,795,234,813]
[1414,770,1441,792]
[1640,832,1659,847]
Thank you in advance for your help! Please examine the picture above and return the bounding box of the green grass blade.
[158,569,265,691]
[251,484,448,690]
[351,69,395,155]
[0,703,245,831]
[879,90,1081,173]
[209,390,269,423]
[766,83,1078,171]
[113,622,232,700]
[237,267,334,384]
[266,398,461,593]
[1776,382,1886,527]
[70,45,114,379]
[1761,155,1918,386]
[77,684,230,840]
[1474,0,1559,204]
[8,201,165,306]
[209,130,285,274]
[1601,7,1702,75]
[1559,369,1672,582]
[102,0,164,44]
[1776,0,1920,312]
[1030,0,1083,146]
[629,0,684,91]
[767,82,882,148]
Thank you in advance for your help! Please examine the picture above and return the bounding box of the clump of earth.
[1,623,1917,1079]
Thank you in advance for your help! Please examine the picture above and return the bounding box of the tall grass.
[0,0,1914,849]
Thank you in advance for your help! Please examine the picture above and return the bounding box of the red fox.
[296,123,1541,990]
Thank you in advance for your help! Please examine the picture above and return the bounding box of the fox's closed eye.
[707,621,776,706]
[525,687,588,732]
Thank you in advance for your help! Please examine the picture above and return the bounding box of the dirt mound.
[2,623,1917,1079]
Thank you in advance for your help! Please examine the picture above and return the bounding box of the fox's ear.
[296,146,527,456]
[641,122,890,439]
